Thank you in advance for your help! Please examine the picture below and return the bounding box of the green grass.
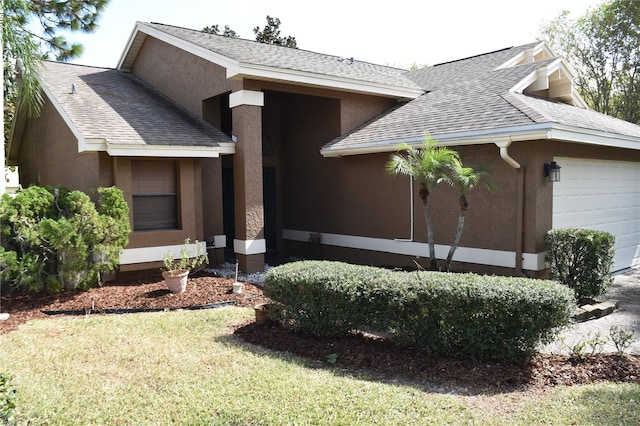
[1,308,638,425]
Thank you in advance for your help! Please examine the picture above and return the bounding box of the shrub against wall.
[265,261,575,363]
[545,228,615,299]
[0,186,130,293]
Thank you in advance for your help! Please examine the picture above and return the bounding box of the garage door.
[552,157,640,272]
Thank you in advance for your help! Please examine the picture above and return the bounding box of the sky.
[64,0,602,69]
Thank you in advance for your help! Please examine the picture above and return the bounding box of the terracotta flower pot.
[162,270,190,294]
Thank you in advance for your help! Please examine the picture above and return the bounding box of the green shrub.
[386,272,575,362]
[264,261,391,337]
[265,261,575,363]
[544,228,615,299]
[0,185,130,293]
[0,373,16,425]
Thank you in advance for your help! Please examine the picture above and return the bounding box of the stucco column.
[230,90,265,273]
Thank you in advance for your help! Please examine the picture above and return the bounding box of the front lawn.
[1,308,638,425]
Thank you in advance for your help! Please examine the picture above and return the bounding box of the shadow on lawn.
[227,321,538,396]
[226,321,640,396]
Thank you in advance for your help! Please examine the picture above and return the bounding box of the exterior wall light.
[544,161,561,182]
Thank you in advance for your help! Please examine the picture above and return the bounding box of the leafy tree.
[0,185,130,293]
[539,0,640,124]
[387,136,460,270]
[203,16,297,48]
[3,0,109,121]
[443,159,492,272]
[253,15,297,48]
[202,24,238,38]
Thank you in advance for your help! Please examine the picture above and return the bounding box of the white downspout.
[395,177,414,242]
[495,140,525,275]
[496,140,521,169]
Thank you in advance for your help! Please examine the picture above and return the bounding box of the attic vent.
[71,83,77,94]
[338,57,355,65]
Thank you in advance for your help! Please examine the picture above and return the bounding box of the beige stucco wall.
[16,99,105,192]
[131,37,240,116]
[281,134,640,274]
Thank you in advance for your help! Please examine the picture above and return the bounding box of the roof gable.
[118,22,424,99]
[9,61,234,160]
[322,42,639,157]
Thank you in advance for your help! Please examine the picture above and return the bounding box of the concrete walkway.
[543,268,640,355]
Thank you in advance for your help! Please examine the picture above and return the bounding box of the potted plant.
[162,239,208,294]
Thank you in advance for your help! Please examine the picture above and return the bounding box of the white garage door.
[552,157,640,272]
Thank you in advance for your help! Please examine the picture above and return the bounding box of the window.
[132,160,178,231]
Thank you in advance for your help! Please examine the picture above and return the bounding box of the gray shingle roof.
[323,52,550,150]
[41,60,231,148]
[503,92,640,137]
[405,43,540,90]
[322,43,640,155]
[145,23,422,91]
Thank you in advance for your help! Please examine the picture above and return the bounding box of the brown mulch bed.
[1,273,638,394]
[0,272,270,334]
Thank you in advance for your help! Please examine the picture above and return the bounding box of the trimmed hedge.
[264,261,575,363]
[545,228,615,299]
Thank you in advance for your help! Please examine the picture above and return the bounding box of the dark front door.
[263,167,277,252]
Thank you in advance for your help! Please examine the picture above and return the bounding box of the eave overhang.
[118,22,423,100]
[320,123,640,157]
[13,75,236,160]
[81,139,235,157]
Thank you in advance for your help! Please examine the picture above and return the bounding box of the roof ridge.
[146,22,410,71]
[148,22,259,46]
[45,60,112,71]
[433,46,515,67]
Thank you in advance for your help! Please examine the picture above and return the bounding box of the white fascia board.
[510,69,539,94]
[321,124,554,157]
[119,22,240,72]
[230,63,424,100]
[36,80,89,155]
[116,22,147,70]
[321,122,640,158]
[510,59,566,93]
[548,125,640,150]
[81,139,236,157]
[495,42,549,70]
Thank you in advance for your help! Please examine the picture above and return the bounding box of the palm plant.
[443,159,493,271]
[387,136,460,270]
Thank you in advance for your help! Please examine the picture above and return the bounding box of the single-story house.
[8,22,640,276]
